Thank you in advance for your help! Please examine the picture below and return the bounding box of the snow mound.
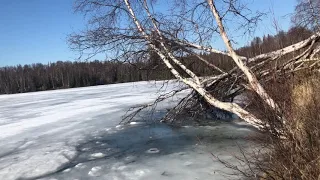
[90,152,105,159]
[146,148,160,154]
[88,166,102,177]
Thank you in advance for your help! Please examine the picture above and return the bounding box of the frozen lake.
[0,81,257,180]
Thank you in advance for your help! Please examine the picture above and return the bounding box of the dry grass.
[236,71,320,180]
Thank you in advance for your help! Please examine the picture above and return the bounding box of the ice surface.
[0,81,257,180]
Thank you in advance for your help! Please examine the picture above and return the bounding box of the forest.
[0,26,312,94]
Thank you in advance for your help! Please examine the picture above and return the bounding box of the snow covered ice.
[0,81,257,180]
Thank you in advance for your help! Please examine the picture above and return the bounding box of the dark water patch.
[22,121,257,180]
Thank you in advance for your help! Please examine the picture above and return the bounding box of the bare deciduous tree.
[292,0,320,31]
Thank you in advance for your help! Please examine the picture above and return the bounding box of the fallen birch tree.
[71,0,320,133]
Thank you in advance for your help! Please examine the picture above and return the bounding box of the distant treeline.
[0,26,312,94]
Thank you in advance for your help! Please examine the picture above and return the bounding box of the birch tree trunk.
[207,0,280,112]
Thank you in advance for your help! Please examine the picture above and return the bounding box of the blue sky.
[0,0,296,67]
